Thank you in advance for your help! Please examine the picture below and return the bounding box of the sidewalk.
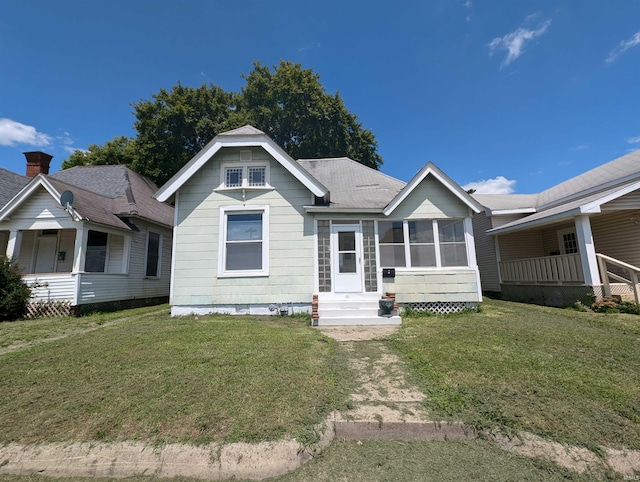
[318,326,476,441]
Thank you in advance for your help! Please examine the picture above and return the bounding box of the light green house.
[155,126,483,325]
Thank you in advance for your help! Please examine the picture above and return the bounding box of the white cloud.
[489,18,551,68]
[298,42,321,52]
[570,144,589,151]
[0,118,52,147]
[606,32,640,63]
[463,0,472,7]
[462,176,516,194]
[627,135,640,144]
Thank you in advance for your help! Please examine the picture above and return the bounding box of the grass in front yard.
[0,304,168,351]
[0,312,351,445]
[391,298,640,451]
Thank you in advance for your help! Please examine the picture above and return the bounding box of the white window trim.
[377,218,470,269]
[217,161,271,191]
[144,230,163,279]
[217,205,270,278]
[557,227,579,255]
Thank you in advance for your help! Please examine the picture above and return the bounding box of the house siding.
[592,211,640,268]
[11,188,67,221]
[497,230,544,261]
[391,176,470,219]
[78,220,172,304]
[383,269,480,303]
[472,213,500,292]
[172,147,315,308]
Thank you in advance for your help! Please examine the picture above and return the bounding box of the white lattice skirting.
[405,301,478,314]
[25,300,72,319]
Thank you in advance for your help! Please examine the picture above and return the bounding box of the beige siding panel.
[540,222,574,255]
[497,230,544,261]
[391,177,470,219]
[172,147,315,307]
[472,213,500,292]
[383,270,480,303]
[601,190,640,210]
[12,188,68,220]
[592,211,640,268]
[491,214,527,229]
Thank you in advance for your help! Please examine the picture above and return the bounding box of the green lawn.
[0,311,351,445]
[392,298,640,451]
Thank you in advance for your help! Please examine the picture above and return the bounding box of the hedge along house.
[472,149,640,307]
[155,126,483,325]
[0,152,174,315]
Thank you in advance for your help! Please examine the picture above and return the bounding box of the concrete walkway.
[318,325,476,441]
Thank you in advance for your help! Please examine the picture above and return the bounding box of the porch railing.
[499,253,584,284]
[596,253,640,304]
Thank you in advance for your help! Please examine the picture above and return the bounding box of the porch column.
[6,230,22,260]
[72,226,87,273]
[574,215,600,286]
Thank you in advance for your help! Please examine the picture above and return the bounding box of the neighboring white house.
[472,149,640,307]
[155,125,483,325]
[0,152,173,314]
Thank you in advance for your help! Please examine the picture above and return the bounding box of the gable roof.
[476,149,640,234]
[155,125,328,202]
[384,162,483,216]
[0,166,173,230]
[0,167,30,208]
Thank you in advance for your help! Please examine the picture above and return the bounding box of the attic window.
[220,162,269,189]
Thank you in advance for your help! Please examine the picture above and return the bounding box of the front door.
[331,224,363,293]
[34,234,58,273]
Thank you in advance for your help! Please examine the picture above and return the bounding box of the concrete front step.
[316,315,401,326]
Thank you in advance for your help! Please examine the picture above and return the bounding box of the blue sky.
[1,0,639,194]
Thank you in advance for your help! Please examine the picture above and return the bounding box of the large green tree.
[239,61,382,169]
[63,62,382,185]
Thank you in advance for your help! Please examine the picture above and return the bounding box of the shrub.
[0,256,32,321]
[591,296,640,315]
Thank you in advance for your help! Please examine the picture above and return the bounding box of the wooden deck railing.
[596,253,640,304]
[499,253,584,284]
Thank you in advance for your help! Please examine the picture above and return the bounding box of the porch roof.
[0,166,173,231]
[487,179,640,235]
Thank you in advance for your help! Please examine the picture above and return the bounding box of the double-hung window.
[378,219,468,268]
[218,206,269,277]
[145,231,162,277]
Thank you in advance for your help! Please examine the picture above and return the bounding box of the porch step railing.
[499,253,584,284]
[596,253,640,304]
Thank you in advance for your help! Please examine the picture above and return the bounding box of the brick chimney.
[24,151,53,177]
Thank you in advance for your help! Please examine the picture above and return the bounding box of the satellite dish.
[60,190,74,209]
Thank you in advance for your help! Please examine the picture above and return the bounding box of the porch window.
[409,220,436,267]
[145,231,162,277]
[558,229,579,254]
[378,219,468,268]
[218,206,269,277]
[379,221,406,267]
[438,220,468,266]
[85,230,108,272]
